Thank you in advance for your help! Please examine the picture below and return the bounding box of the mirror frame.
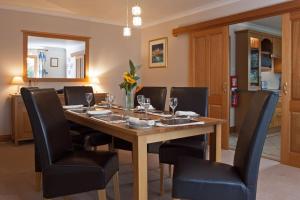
[22,30,90,82]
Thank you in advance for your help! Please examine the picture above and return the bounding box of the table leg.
[209,124,222,162]
[132,137,148,200]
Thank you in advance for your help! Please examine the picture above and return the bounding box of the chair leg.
[169,164,174,178]
[113,172,120,200]
[98,189,107,200]
[160,164,164,196]
[35,172,42,192]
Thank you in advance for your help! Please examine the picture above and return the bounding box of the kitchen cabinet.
[235,30,282,90]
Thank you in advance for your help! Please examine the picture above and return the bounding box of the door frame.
[174,1,300,164]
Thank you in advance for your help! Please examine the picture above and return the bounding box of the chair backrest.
[21,88,72,169]
[134,87,167,111]
[170,87,208,116]
[233,91,278,191]
[64,86,95,106]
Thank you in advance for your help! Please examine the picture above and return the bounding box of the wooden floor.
[0,142,300,200]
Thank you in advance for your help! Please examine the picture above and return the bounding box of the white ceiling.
[0,0,243,27]
[0,0,289,27]
[250,16,282,30]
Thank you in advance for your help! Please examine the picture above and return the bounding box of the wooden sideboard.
[11,93,106,145]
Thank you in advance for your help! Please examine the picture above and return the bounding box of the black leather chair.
[172,91,278,200]
[113,87,167,154]
[21,88,120,199]
[64,86,112,149]
[158,87,208,195]
[21,87,85,192]
[134,86,167,111]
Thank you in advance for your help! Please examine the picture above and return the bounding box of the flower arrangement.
[119,60,140,109]
[119,60,140,95]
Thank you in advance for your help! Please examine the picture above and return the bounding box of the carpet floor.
[0,142,300,200]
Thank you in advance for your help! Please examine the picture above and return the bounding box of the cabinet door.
[16,99,33,141]
[273,37,282,58]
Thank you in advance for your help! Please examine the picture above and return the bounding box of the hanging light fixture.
[133,16,142,26]
[132,3,142,16]
[132,1,142,27]
[123,0,131,37]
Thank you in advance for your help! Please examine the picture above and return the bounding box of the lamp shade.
[11,76,24,85]
[123,26,131,37]
[133,16,142,26]
[132,4,141,16]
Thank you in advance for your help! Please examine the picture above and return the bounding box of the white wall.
[0,9,140,136]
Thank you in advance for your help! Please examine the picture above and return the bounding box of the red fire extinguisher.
[230,76,238,107]
[231,89,238,107]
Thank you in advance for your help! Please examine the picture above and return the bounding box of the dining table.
[64,107,224,200]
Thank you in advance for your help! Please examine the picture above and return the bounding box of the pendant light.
[132,3,142,16]
[132,1,142,27]
[123,0,131,37]
[133,16,142,26]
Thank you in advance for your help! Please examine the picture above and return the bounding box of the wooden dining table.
[64,108,224,200]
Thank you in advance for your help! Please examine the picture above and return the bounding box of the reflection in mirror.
[27,36,86,79]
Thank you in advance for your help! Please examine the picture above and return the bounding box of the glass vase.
[125,90,134,110]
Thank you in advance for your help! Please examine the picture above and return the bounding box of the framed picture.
[149,37,168,68]
[50,58,59,67]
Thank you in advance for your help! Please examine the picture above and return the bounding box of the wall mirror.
[23,30,90,82]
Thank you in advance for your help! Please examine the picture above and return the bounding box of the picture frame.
[50,58,59,67]
[149,37,168,68]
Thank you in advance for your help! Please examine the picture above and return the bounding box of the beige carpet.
[0,142,300,200]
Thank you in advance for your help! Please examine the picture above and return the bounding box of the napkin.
[175,111,199,117]
[136,105,155,110]
[87,110,112,116]
[63,105,83,109]
[128,117,155,126]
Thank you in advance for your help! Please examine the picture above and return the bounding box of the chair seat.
[159,136,206,164]
[113,138,162,154]
[173,157,247,200]
[43,150,118,198]
[69,122,112,147]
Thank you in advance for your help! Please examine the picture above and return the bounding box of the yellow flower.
[124,74,136,84]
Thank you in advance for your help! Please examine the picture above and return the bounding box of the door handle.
[223,82,228,94]
[283,82,288,95]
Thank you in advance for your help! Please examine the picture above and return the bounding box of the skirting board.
[0,134,11,142]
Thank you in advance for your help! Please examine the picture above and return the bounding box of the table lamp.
[11,76,24,94]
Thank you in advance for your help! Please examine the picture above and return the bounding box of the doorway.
[229,16,282,161]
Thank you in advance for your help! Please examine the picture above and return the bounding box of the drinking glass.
[169,97,178,118]
[85,93,93,110]
[137,95,145,108]
[106,94,115,109]
[143,98,151,119]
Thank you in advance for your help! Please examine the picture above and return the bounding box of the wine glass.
[169,97,178,118]
[137,95,145,108]
[143,98,151,119]
[85,93,93,110]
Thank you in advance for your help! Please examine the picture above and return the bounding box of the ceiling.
[0,0,242,27]
[250,16,282,30]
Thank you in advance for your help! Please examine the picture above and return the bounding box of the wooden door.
[281,12,300,167]
[190,26,229,149]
